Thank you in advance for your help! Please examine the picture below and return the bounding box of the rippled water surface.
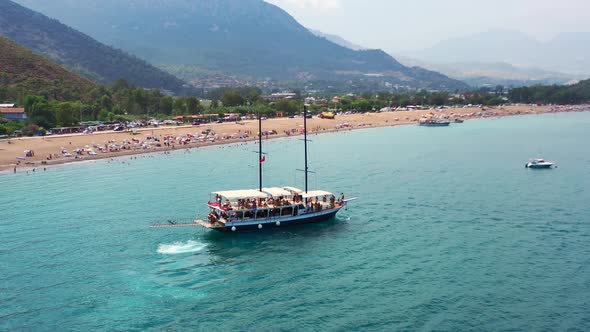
[2,113,590,331]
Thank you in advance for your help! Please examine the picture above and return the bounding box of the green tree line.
[4,79,590,136]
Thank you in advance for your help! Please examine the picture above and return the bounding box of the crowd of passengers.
[209,193,345,223]
[213,193,345,214]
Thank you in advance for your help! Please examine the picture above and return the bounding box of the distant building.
[263,92,297,101]
[304,97,316,104]
[0,107,27,122]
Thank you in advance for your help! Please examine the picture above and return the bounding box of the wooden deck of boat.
[150,219,221,229]
[194,219,226,229]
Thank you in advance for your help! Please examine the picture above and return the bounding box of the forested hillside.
[510,79,590,104]
[0,36,96,101]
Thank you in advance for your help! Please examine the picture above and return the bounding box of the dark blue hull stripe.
[218,210,339,232]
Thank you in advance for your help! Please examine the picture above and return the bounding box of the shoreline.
[1,105,586,174]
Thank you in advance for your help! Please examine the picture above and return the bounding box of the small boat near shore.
[419,118,451,126]
[525,158,556,169]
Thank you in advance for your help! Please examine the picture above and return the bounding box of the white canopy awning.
[283,186,303,194]
[301,190,333,198]
[213,190,269,200]
[262,187,293,197]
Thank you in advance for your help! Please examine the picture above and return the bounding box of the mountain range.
[0,0,188,93]
[310,29,366,51]
[312,28,584,87]
[401,30,590,76]
[11,0,467,90]
[394,57,581,87]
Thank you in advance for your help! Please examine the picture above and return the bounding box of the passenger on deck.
[209,210,220,224]
[338,193,345,205]
[330,195,335,208]
[223,199,231,210]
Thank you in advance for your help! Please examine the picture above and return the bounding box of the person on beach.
[14,166,16,173]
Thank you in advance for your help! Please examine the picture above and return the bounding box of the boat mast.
[259,111,263,192]
[304,104,309,193]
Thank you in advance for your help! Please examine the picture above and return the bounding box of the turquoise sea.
[2,112,590,331]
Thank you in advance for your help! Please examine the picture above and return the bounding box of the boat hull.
[419,122,450,127]
[207,208,341,232]
[526,164,554,169]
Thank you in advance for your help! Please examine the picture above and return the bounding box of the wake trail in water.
[157,240,207,254]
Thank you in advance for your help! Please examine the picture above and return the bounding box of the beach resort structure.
[0,107,27,122]
[263,92,298,101]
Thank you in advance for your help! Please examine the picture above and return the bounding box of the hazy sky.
[266,0,590,52]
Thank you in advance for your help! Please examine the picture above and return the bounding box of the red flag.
[260,156,266,163]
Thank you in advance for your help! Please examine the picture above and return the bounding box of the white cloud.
[267,0,341,11]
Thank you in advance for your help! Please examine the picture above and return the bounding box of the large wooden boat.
[197,188,350,232]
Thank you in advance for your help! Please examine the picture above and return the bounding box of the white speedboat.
[525,158,555,169]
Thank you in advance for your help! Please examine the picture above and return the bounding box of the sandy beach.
[0,105,579,172]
